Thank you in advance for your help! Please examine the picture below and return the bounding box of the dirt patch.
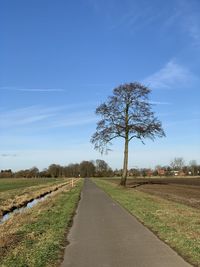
[0,232,23,258]
[126,177,200,209]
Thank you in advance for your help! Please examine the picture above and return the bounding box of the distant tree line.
[0,157,199,179]
[128,158,200,177]
[111,158,200,178]
[0,159,113,178]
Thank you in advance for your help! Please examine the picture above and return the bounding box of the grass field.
[0,178,65,192]
[0,179,83,267]
[94,178,200,267]
[0,178,72,217]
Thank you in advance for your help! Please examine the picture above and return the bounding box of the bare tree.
[95,159,112,177]
[48,164,61,178]
[189,160,197,176]
[91,82,165,186]
[80,161,95,177]
[170,157,185,171]
[28,167,39,178]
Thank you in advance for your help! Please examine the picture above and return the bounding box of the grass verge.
[0,179,83,267]
[93,178,200,267]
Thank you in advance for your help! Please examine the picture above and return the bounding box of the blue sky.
[0,0,200,171]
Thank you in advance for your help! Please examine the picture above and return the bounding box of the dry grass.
[0,179,83,267]
[0,179,74,217]
[94,178,200,267]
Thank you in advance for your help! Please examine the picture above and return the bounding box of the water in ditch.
[0,194,49,224]
[0,181,73,224]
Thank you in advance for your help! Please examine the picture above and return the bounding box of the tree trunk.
[120,137,129,186]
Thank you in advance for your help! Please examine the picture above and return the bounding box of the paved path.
[61,179,191,267]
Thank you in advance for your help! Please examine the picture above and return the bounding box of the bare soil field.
[107,177,200,209]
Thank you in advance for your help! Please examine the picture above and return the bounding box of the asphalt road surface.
[61,178,191,267]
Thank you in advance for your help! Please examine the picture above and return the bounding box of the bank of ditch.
[0,179,83,267]
[0,179,75,218]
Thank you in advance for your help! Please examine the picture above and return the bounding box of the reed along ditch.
[0,180,76,224]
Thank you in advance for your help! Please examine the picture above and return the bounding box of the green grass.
[93,178,200,267]
[0,178,66,192]
[0,180,83,267]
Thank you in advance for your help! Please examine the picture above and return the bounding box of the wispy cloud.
[110,6,162,33]
[87,0,101,12]
[186,17,200,46]
[0,87,65,92]
[110,11,143,31]
[83,82,114,87]
[0,106,61,128]
[87,0,163,34]
[0,105,96,130]
[164,118,200,127]
[143,60,197,89]
[179,0,200,46]
[1,153,17,157]
[164,0,200,47]
[150,101,172,105]
[164,8,181,28]
[49,114,97,129]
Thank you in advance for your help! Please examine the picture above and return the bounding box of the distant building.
[157,168,166,176]
[146,169,153,177]
[171,170,186,176]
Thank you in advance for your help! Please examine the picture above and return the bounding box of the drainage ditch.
[0,181,74,224]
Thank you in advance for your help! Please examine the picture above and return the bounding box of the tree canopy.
[91,82,165,185]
